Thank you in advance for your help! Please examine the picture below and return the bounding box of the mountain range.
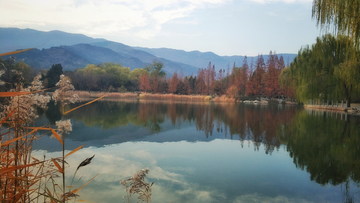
[0,27,297,76]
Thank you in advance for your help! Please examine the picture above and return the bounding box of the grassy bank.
[74,91,236,102]
[73,91,138,99]
[139,93,213,101]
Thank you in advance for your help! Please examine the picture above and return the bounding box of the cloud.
[0,0,231,39]
[248,0,312,4]
[31,144,208,202]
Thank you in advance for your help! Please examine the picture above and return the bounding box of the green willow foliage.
[312,0,360,46]
[290,34,360,105]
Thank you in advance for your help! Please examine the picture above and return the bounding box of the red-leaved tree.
[139,72,151,92]
[168,71,179,93]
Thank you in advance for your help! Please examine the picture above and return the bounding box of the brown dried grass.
[73,91,138,99]
[139,93,213,101]
[212,95,235,102]
[74,91,237,103]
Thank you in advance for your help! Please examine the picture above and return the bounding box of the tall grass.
[0,68,100,202]
[73,91,237,104]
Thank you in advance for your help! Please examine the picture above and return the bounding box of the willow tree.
[291,34,360,106]
[279,67,296,100]
[312,0,360,46]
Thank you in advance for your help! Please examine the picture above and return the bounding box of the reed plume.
[121,168,153,203]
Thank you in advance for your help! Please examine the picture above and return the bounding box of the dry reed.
[74,90,237,103]
[73,91,138,99]
[139,93,213,101]
[212,95,236,102]
[121,168,153,203]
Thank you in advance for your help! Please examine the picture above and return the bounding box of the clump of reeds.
[121,168,153,203]
[0,57,99,202]
[0,70,52,202]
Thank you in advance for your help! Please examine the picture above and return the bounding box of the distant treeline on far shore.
[0,51,294,102]
[2,35,360,107]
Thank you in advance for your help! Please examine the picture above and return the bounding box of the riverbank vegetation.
[281,34,360,107]
[1,52,292,104]
[284,0,360,107]
[66,53,291,101]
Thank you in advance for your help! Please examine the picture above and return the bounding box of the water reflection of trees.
[64,101,299,154]
[281,110,360,185]
[64,101,167,132]
[224,104,298,154]
[53,101,360,201]
[281,110,360,202]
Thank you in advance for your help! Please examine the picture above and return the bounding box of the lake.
[32,100,360,203]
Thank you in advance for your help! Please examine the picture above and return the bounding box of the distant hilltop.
[0,27,296,76]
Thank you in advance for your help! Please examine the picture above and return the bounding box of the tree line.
[1,52,292,101]
[3,36,358,106]
[68,51,290,100]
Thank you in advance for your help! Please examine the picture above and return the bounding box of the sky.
[0,0,322,56]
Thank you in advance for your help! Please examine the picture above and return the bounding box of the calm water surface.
[33,100,360,203]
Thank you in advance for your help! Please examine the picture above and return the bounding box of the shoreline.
[73,91,236,102]
[304,104,360,114]
[73,91,302,105]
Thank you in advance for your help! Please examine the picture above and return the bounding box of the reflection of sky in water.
[32,128,352,203]
[30,102,360,202]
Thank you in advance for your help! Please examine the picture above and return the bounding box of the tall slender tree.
[139,72,151,92]
[265,51,280,98]
[252,55,265,96]
[146,61,166,93]
[168,71,179,93]
[45,64,63,88]
[196,69,206,95]
[239,56,249,95]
